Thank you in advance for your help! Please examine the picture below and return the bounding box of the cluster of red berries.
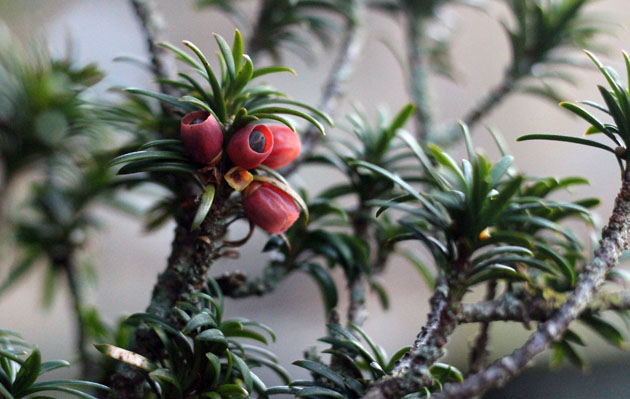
[180,110,302,234]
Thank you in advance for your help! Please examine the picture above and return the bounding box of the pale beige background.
[1,0,630,387]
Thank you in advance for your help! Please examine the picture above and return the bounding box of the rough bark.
[433,168,630,398]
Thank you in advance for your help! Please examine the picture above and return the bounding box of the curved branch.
[458,290,630,324]
[468,281,497,375]
[129,0,178,99]
[283,1,367,175]
[461,75,515,129]
[364,233,478,398]
[433,168,630,399]
[430,74,515,147]
[363,278,456,398]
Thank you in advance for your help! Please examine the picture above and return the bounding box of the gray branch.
[129,0,177,98]
[215,263,291,298]
[468,281,497,375]
[430,74,515,147]
[283,0,367,175]
[60,255,100,380]
[433,168,630,399]
[364,237,475,399]
[459,290,630,325]
[406,11,433,142]
[110,180,233,398]
[363,278,456,399]
[347,274,368,327]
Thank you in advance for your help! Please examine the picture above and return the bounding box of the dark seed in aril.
[249,130,266,153]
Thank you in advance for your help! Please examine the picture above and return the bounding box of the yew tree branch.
[60,255,98,380]
[347,274,368,327]
[364,237,475,399]
[129,0,177,99]
[215,263,291,298]
[363,168,630,399]
[458,291,553,324]
[347,207,372,327]
[430,74,515,147]
[406,10,433,142]
[459,290,630,325]
[468,280,497,375]
[110,176,233,398]
[461,75,516,129]
[285,0,367,175]
[433,168,630,399]
[363,278,456,399]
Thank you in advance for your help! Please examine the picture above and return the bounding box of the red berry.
[180,111,223,164]
[262,125,302,169]
[227,124,274,169]
[242,182,300,234]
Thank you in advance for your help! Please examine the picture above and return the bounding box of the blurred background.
[1,0,630,397]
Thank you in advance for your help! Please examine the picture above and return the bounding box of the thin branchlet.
[129,0,178,106]
[347,274,368,327]
[406,9,433,141]
[431,74,516,146]
[363,237,474,398]
[363,277,455,399]
[458,291,552,324]
[60,255,99,380]
[458,290,630,324]
[468,280,497,375]
[284,0,367,175]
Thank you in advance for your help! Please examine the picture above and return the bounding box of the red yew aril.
[262,125,302,169]
[180,110,223,164]
[227,124,274,169]
[242,182,300,234]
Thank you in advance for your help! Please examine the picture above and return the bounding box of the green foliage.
[0,22,104,182]
[255,105,420,313]
[98,281,288,399]
[267,323,461,398]
[366,125,596,290]
[0,2,625,398]
[311,104,419,204]
[0,329,110,398]
[308,104,419,250]
[258,193,358,313]
[519,52,630,174]
[369,0,475,80]
[249,0,351,62]
[198,0,351,62]
[503,0,609,102]
[0,155,117,302]
[0,23,119,302]
[195,0,248,24]
[369,0,476,15]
